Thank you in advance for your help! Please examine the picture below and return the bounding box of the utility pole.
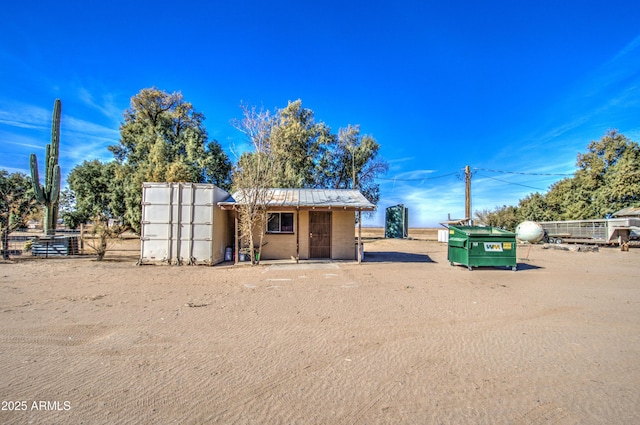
[465,165,471,225]
[351,147,356,190]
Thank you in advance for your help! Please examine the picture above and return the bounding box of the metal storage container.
[139,183,232,265]
[448,225,517,271]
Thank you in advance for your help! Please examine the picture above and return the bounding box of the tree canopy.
[43,91,385,236]
[61,160,128,260]
[62,160,125,229]
[324,124,388,207]
[477,130,640,230]
[269,100,334,188]
[0,171,37,259]
[108,87,232,232]
[233,99,388,208]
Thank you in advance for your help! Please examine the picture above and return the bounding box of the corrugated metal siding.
[221,188,374,210]
[32,236,80,256]
[140,183,231,265]
[613,207,640,217]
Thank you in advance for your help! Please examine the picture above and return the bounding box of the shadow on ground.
[447,262,544,271]
[364,251,435,263]
[514,263,544,271]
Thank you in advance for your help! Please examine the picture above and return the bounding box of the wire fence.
[1,229,81,257]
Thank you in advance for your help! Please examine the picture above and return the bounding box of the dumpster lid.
[449,225,515,236]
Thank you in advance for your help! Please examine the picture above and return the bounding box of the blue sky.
[1,1,639,227]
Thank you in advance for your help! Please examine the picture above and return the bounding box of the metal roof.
[218,188,375,210]
[612,207,640,217]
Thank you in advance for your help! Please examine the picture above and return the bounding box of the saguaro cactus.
[30,99,62,236]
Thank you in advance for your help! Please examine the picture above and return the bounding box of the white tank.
[515,221,544,243]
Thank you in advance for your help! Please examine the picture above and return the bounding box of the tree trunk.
[256,221,264,265]
[96,235,107,261]
[1,228,9,260]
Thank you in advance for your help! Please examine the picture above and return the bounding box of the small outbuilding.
[218,188,375,262]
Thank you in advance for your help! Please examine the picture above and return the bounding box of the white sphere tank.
[515,221,544,243]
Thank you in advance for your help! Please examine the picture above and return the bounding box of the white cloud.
[368,175,469,227]
[2,134,46,151]
[0,102,50,130]
[607,33,640,65]
[391,169,438,180]
[386,156,416,172]
[0,118,43,130]
[76,87,123,122]
[63,116,119,139]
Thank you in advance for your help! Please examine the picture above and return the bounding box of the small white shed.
[139,183,233,265]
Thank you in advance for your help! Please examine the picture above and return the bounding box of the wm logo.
[483,243,503,252]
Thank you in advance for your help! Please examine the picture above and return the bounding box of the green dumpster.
[447,225,517,271]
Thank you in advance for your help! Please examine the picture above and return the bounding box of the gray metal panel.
[612,207,640,218]
[539,217,640,244]
[32,236,80,257]
[220,188,375,210]
[140,183,229,265]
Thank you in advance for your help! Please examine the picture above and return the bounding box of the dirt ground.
[1,232,639,424]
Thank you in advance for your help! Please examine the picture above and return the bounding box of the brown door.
[309,211,331,258]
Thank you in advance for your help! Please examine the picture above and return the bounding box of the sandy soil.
[1,235,639,424]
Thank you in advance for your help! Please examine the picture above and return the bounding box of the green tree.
[601,144,640,213]
[516,192,555,222]
[64,160,126,227]
[203,140,233,189]
[543,178,574,220]
[473,208,492,225]
[64,160,127,260]
[0,171,37,259]
[477,130,640,225]
[541,130,640,220]
[233,100,388,211]
[322,124,388,208]
[472,131,640,228]
[484,205,519,231]
[269,100,334,187]
[576,129,640,216]
[109,87,232,232]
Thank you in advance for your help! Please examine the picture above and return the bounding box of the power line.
[376,166,573,183]
[474,167,573,176]
[475,173,548,191]
[375,171,459,182]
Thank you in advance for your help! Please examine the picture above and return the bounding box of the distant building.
[612,207,640,218]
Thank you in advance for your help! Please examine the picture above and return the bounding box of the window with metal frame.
[267,212,294,233]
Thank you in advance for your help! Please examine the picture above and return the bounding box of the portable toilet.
[385,204,409,238]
